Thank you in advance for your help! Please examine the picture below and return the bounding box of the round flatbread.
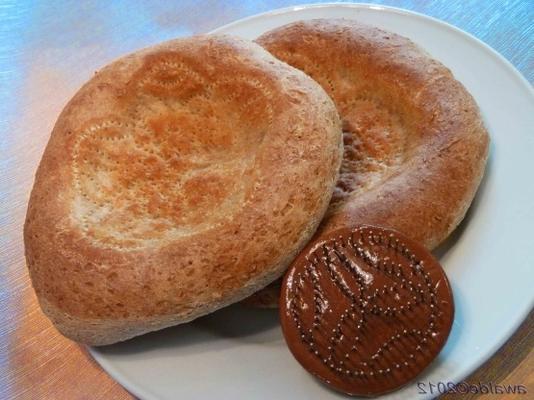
[24,35,342,345]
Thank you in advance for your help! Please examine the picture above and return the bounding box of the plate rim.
[210,2,533,90]
[91,3,534,400]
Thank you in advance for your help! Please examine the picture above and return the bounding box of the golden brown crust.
[24,35,343,345]
[247,19,489,307]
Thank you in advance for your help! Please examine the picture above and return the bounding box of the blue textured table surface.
[0,2,532,399]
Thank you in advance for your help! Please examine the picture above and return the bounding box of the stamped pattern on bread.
[137,55,205,98]
[72,55,274,249]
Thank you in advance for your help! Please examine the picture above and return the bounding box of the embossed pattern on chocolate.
[280,225,454,397]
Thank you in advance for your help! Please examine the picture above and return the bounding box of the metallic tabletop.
[1,1,532,399]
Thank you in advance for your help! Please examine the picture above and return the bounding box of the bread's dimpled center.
[332,99,406,207]
[72,56,272,248]
[271,51,407,210]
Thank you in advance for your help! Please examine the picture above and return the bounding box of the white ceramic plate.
[90,4,534,399]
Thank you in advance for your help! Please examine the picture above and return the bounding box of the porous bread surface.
[246,19,489,307]
[24,35,343,345]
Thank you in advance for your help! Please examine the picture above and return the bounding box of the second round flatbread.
[245,19,489,307]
